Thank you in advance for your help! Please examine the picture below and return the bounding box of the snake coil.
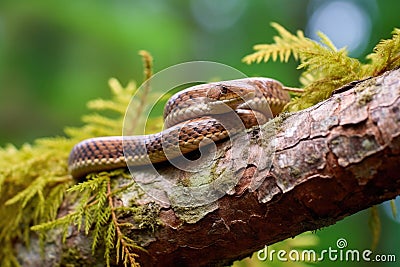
[68,78,290,179]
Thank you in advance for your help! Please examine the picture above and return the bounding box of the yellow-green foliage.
[369,206,381,251]
[1,25,400,267]
[244,22,400,254]
[32,170,151,267]
[243,23,400,112]
[0,140,72,267]
[0,76,151,266]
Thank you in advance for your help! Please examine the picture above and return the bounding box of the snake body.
[68,78,290,179]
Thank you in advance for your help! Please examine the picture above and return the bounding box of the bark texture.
[20,69,400,266]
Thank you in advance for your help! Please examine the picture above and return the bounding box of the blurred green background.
[0,0,398,266]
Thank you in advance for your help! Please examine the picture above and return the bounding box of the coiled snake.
[68,78,290,179]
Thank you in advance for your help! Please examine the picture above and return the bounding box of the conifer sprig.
[243,23,400,111]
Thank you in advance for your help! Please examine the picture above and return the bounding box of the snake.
[68,78,291,179]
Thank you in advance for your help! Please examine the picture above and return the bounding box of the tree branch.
[19,69,400,266]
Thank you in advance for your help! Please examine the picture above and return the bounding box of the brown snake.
[68,78,290,179]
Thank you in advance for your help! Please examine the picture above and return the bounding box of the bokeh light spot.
[190,0,247,32]
[306,0,372,56]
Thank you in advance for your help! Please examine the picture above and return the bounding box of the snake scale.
[68,78,290,179]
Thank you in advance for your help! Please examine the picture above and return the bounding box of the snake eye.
[221,85,228,94]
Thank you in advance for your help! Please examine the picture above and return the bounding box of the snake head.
[207,82,256,107]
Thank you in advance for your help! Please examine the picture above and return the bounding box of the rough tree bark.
[19,69,400,266]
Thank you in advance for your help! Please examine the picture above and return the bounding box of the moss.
[304,153,321,165]
[244,24,400,113]
[356,79,379,106]
[173,202,219,224]
[0,60,154,266]
[60,247,96,267]
[289,166,302,179]
[271,111,291,132]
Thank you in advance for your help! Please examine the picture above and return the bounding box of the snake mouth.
[217,90,255,106]
[206,90,256,117]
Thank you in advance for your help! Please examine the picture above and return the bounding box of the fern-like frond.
[0,136,75,264]
[68,174,109,192]
[0,63,153,265]
[243,23,317,64]
[91,177,110,251]
[363,28,400,76]
[32,173,145,266]
[317,31,338,51]
[87,98,128,115]
[244,24,400,113]
[243,23,366,112]
[105,221,116,266]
